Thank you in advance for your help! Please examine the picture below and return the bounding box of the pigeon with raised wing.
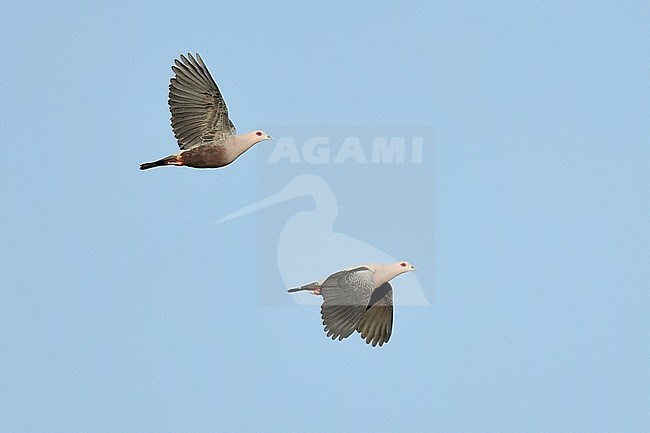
[140,53,271,170]
[288,262,416,347]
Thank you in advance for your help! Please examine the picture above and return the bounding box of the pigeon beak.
[267,134,273,140]
[412,265,417,271]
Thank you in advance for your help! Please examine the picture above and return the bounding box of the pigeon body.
[288,262,416,347]
[140,53,271,170]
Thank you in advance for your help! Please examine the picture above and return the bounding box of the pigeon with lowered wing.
[288,262,416,347]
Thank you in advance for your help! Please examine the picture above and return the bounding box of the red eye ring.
[256,131,263,136]
[400,262,407,267]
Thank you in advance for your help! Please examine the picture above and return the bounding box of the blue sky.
[1,1,649,432]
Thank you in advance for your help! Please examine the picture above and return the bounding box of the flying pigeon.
[288,261,416,347]
[140,53,272,170]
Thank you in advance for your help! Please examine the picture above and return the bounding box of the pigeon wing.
[356,282,393,347]
[169,53,237,150]
[320,267,374,341]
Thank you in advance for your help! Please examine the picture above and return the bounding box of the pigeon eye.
[400,262,407,267]
[256,131,263,136]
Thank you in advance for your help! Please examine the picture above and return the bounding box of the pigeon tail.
[288,282,321,293]
[139,155,178,170]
